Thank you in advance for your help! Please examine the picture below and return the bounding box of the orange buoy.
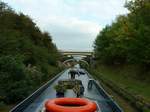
[45,98,97,112]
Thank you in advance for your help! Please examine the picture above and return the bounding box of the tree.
[94,0,150,71]
[0,56,29,103]
[0,1,61,104]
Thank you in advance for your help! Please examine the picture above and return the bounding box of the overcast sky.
[2,0,128,51]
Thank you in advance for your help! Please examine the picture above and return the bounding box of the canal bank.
[88,67,150,112]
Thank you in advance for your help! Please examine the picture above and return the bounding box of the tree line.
[0,1,61,104]
[94,0,150,79]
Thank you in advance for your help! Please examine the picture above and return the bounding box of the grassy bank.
[93,65,150,101]
[90,64,150,112]
[99,81,138,112]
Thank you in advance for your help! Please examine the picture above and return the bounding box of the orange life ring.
[45,98,97,112]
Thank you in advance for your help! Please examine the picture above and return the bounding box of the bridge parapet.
[60,51,93,57]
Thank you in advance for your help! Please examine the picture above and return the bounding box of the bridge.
[60,50,94,57]
[59,50,94,67]
[10,67,123,112]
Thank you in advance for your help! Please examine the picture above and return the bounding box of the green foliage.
[94,1,150,109]
[0,56,29,103]
[79,61,89,69]
[0,1,61,104]
[94,0,150,68]
[90,66,150,112]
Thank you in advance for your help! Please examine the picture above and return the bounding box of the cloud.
[2,0,128,51]
[38,16,100,51]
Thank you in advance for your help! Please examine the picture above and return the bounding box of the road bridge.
[60,50,93,57]
[59,50,94,67]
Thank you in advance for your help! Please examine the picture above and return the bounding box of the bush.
[0,56,29,103]
[94,0,150,77]
[0,1,61,104]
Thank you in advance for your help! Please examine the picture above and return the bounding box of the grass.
[100,82,138,112]
[93,64,150,102]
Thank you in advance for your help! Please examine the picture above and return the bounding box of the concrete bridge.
[59,50,94,67]
[60,50,94,57]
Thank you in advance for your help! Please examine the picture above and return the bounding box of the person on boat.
[68,67,78,79]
